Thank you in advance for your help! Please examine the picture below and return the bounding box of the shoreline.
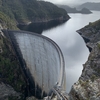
[77,30,92,52]
[17,16,70,26]
[69,21,100,100]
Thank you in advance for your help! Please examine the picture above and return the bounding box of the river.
[42,11,100,92]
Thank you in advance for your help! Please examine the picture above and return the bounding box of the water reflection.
[17,20,67,34]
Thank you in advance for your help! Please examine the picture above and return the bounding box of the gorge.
[42,11,100,93]
[0,0,100,99]
[18,11,100,99]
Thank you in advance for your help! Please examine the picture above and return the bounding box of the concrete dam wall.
[4,30,65,99]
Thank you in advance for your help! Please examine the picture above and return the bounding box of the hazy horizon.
[44,0,100,6]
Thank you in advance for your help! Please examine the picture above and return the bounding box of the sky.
[44,0,100,6]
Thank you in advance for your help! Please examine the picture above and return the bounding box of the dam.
[3,30,65,99]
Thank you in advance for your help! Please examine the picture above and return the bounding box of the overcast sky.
[44,0,100,6]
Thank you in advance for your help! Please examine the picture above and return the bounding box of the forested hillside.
[0,11,17,29]
[0,0,69,28]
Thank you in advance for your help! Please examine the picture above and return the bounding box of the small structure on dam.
[4,30,65,99]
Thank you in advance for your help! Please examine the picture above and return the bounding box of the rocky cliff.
[69,19,100,100]
[77,2,100,11]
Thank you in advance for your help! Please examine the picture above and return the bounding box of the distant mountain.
[57,5,78,13]
[77,2,100,11]
[80,8,92,14]
[57,5,92,14]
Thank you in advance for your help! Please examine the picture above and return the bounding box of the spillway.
[4,30,65,99]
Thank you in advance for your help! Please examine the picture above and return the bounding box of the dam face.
[5,30,65,99]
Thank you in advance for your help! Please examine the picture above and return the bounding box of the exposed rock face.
[69,20,100,100]
[0,82,20,100]
[77,19,100,46]
[70,43,100,100]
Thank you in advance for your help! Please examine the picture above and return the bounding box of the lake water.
[42,11,100,92]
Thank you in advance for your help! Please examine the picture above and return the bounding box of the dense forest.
[0,0,69,29]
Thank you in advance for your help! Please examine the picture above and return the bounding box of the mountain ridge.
[77,2,100,11]
[57,5,92,14]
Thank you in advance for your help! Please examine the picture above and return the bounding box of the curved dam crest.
[3,30,65,99]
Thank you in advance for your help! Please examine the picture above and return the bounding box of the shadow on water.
[17,20,67,34]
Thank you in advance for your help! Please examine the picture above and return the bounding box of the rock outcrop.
[0,82,20,100]
[70,43,100,100]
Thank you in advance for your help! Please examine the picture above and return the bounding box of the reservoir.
[42,11,100,92]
